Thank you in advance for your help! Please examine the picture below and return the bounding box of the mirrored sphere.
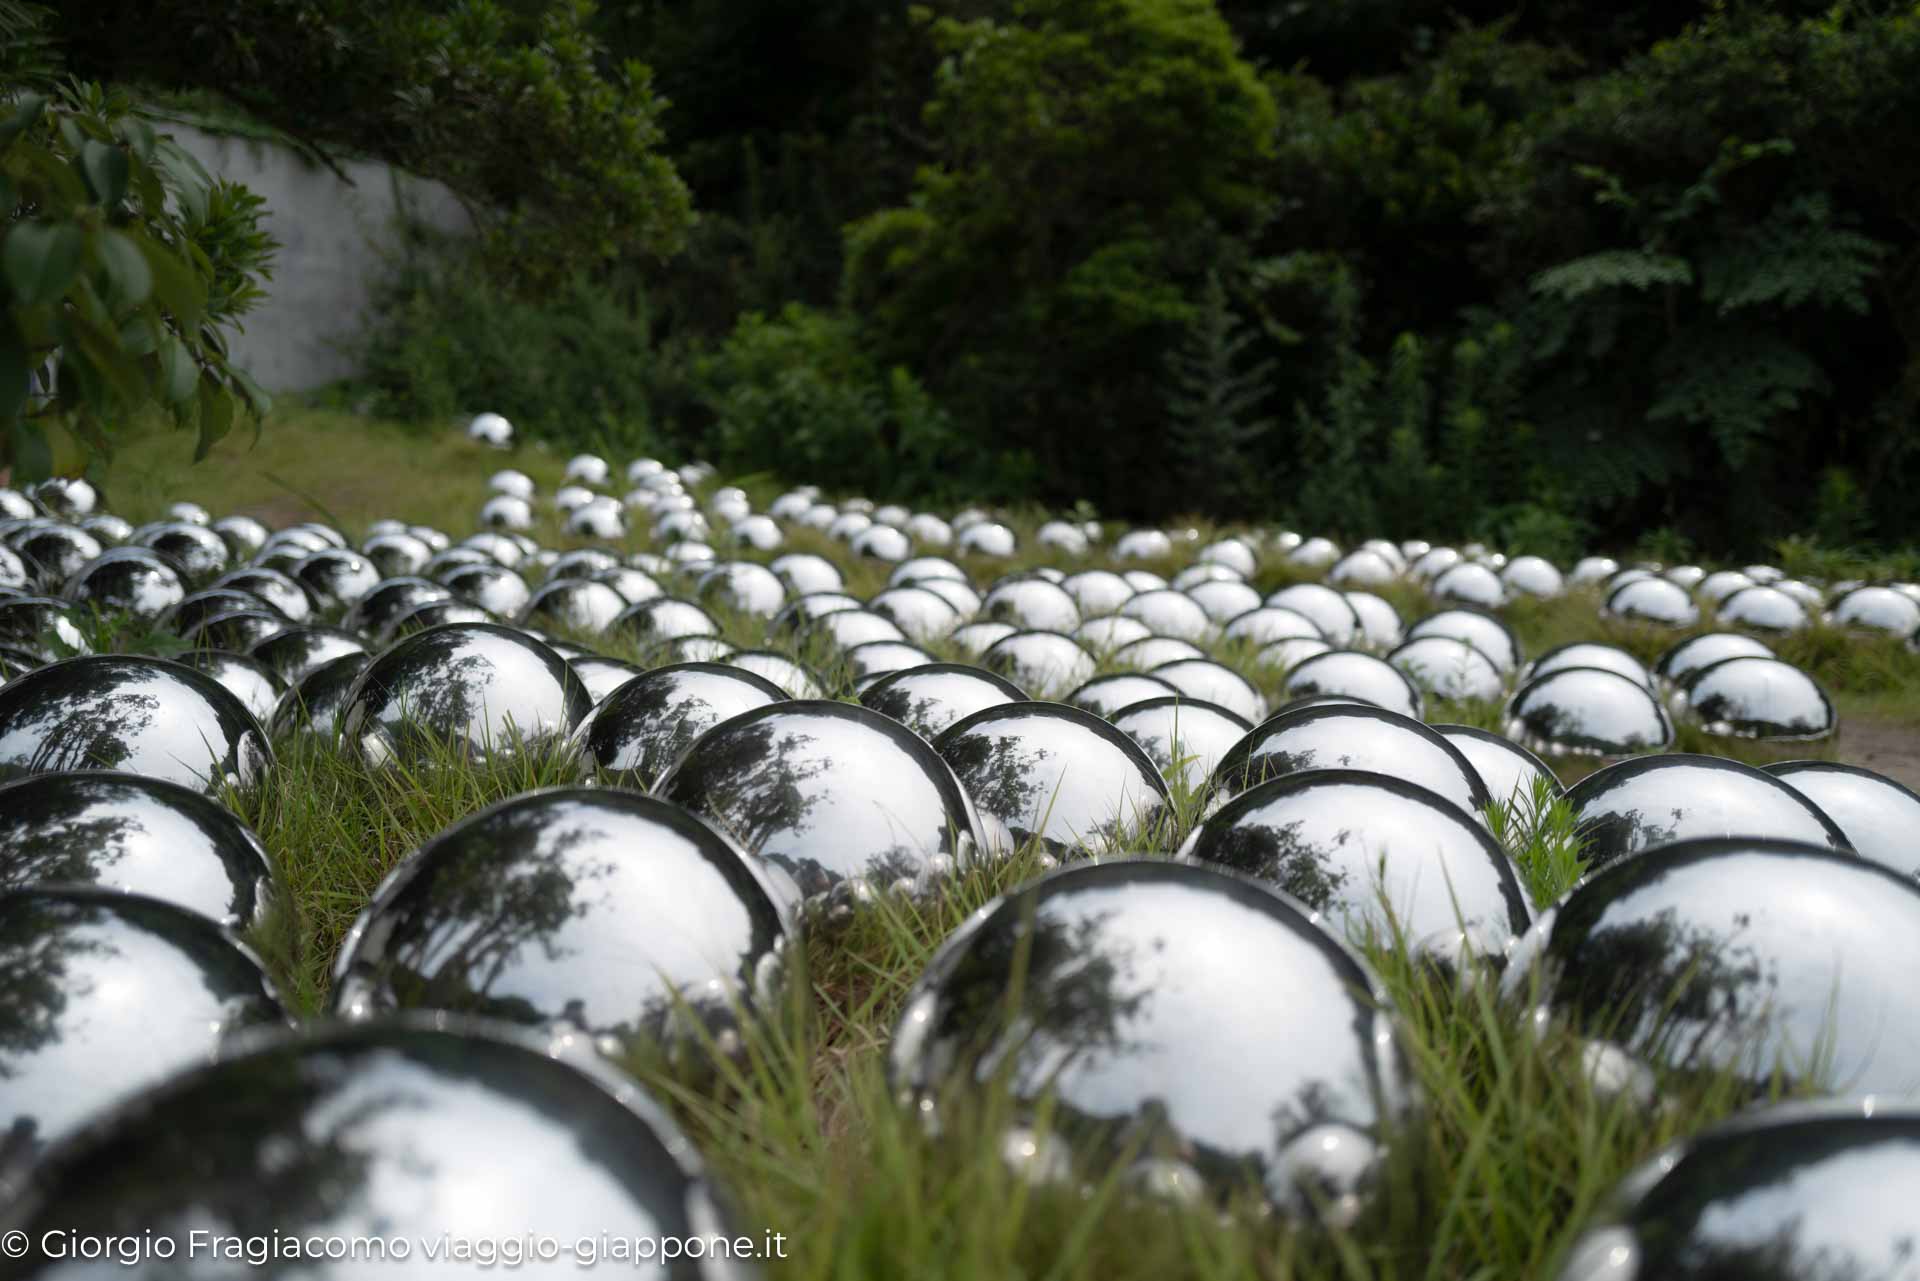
[1110,635,1206,672]
[1674,656,1836,740]
[0,887,284,1166]
[1826,585,1920,636]
[1431,725,1561,806]
[1409,547,1462,583]
[429,562,526,624]
[0,1020,749,1274]
[890,859,1413,1217]
[1430,563,1507,609]
[291,548,380,615]
[949,620,1018,658]
[868,586,962,643]
[935,702,1172,854]
[11,523,101,589]
[1222,605,1324,647]
[339,623,594,767]
[1767,761,1920,880]
[1405,609,1520,675]
[1716,584,1809,633]
[956,522,1017,557]
[521,577,629,636]
[133,521,227,585]
[1343,592,1404,650]
[333,788,791,1054]
[0,597,91,662]
[801,607,904,654]
[0,772,276,929]
[1110,695,1250,793]
[721,650,825,700]
[1654,632,1774,688]
[1060,569,1135,616]
[845,640,938,689]
[662,635,738,665]
[0,656,272,799]
[181,608,288,654]
[79,513,133,548]
[1387,636,1505,703]
[1114,529,1173,560]
[1149,658,1266,723]
[1265,584,1362,646]
[859,663,1025,740]
[1500,556,1563,599]
[1554,1100,1920,1281]
[889,555,965,588]
[1211,702,1492,817]
[166,587,275,635]
[340,576,454,639]
[1065,672,1181,718]
[1505,838,1920,1093]
[212,566,313,624]
[1180,770,1530,959]
[1284,651,1423,720]
[615,597,724,656]
[247,625,369,686]
[655,701,985,907]
[1566,753,1850,875]
[1286,536,1342,569]
[1118,589,1213,643]
[1183,581,1263,629]
[983,630,1097,696]
[1328,549,1397,587]
[1697,569,1755,604]
[1525,641,1652,690]
[567,655,645,705]
[361,531,434,578]
[982,578,1081,633]
[1074,614,1155,655]
[696,561,787,618]
[1603,577,1700,627]
[179,651,285,726]
[270,651,372,741]
[1505,667,1674,756]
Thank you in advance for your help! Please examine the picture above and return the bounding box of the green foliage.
[1161,271,1274,517]
[846,0,1278,514]
[353,229,660,456]
[0,76,276,479]
[696,303,1017,502]
[54,0,693,291]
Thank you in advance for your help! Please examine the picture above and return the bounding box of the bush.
[695,303,1023,502]
[354,229,660,457]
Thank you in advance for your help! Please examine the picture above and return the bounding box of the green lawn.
[101,407,1920,1279]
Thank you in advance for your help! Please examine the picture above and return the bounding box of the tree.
[1,64,277,481]
[844,0,1278,516]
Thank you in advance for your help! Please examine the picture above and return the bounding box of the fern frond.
[1530,249,1693,300]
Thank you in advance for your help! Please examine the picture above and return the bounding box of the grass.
[77,406,1920,1278]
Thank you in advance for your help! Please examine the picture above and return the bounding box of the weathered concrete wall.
[167,124,472,392]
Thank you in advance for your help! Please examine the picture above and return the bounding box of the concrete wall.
[168,124,473,392]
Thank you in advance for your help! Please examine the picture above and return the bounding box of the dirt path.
[1832,716,1920,792]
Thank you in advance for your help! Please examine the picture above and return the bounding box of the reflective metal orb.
[1431,725,1562,805]
[982,578,1081,633]
[845,640,938,689]
[1118,589,1213,643]
[338,623,594,767]
[11,523,101,590]
[1222,605,1324,647]
[1405,609,1520,675]
[521,577,629,636]
[1387,636,1505,703]
[615,597,724,656]
[1554,1099,1920,1281]
[1565,753,1850,875]
[0,887,284,1166]
[438,561,532,620]
[1826,585,1920,636]
[1110,635,1205,672]
[1186,578,1263,625]
[1767,761,1920,880]
[180,608,287,654]
[0,1019,750,1272]
[340,576,454,639]
[333,788,791,1055]
[655,701,985,909]
[982,630,1097,697]
[1430,563,1506,609]
[0,597,92,662]
[1715,584,1808,633]
[1500,556,1563,599]
[890,859,1413,1218]
[1505,837,1920,1094]
[1525,641,1653,690]
[1148,658,1266,723]
[361,530,434,578]
[721,650,824,700]
[859,662,1026,740]
[1344,591,1404,650]
[1673,656,1836,740]
[1603,577,1700,627]
[867,586,962,643]
[179,650,284,726]
[1180,770,1530,959]
[1060,569,1135,617]
[567,655,645,705]
[956,521,1017,558]
[247,625,369,686]
[1065,672,1181,718]
[935,702,1172,854]
[213,566,313,624]
[1653,632,1774,688]
[1283,651,1423,720]
[1211,702,1492,817]
[1505,667,1674,756]
[1264,584,1362,646]
[1072,614,1154,655]
[0,772,276,929]
[949,620,1018,658]
[1110,695,1250,793]
[132,521,227,585]
[269,651,372,741]
[292,548,380,615]
[696,561,787,619]
[0,656,272,799]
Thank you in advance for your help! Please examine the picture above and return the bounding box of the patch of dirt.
[1832,716,1920,792]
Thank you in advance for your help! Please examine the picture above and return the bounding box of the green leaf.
[132,232,206,331]
[230,366,272,418]
[91,229,152,308]
[79,139,129,206]
[2,221,84,306]
[1530,250,1693,301]
[0,96,46,151]
[157,335,197,404]
[7,419,51,483]
[195,380,234,461]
